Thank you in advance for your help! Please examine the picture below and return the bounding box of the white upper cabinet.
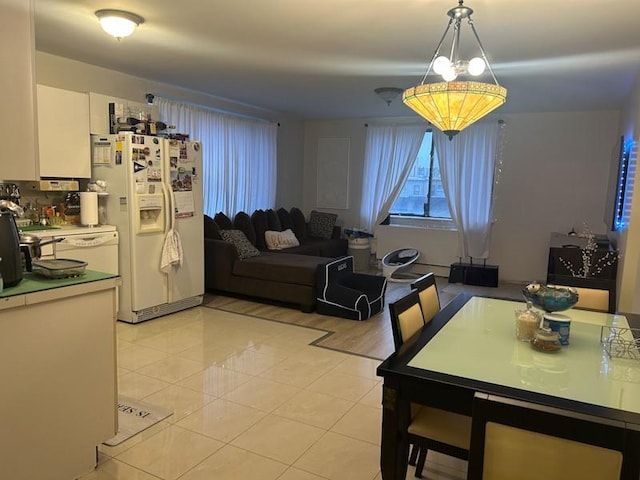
[0,0,38,181]
[37,85,91,178]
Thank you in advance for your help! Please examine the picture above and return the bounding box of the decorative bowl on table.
[522,282,579,313]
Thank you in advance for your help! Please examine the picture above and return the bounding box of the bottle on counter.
[115,117,177,136]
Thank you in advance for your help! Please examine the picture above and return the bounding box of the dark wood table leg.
[380,381,409,480]
[622,426,640,480]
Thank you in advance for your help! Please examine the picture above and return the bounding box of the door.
[125,134,168,311]
[165,140,204,303]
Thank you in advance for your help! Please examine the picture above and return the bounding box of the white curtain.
[360,124,425,232]
[434,121,503,260]
[157,98,277,217]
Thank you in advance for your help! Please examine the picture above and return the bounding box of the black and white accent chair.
[316,256,387,320]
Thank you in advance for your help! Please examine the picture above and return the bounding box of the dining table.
[376,293,640,480]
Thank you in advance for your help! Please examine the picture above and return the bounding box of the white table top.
[408,297,640,416]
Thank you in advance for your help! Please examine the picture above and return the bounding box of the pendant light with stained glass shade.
[403,0,507,139]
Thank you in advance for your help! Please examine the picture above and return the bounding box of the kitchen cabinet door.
[0,0,38,181]
[37,85,91,178]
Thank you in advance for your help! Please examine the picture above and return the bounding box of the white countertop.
[19,224,117,237]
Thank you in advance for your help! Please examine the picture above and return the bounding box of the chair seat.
[408,406,472,451]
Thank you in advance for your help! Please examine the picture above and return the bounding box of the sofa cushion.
[232,251,326,286]
[214,212,234,230]
[251,209,268,249]
[219,229,260,260]
[308,210,338,240]
[233,211,256,245]
[265,229,300,250]
[204,215,222,240]
[266,209,282,231]
[277,207,294,231]
[304,236,348,257]
[290,207,307,241]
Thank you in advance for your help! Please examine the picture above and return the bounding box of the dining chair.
[388,291,471,478]
[411,272,441,324]
[388,290,425,352]
[571,286,611,312]
[467,393,635,480]
[553,276,616,313]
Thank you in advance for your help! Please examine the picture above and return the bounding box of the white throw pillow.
[264,229,300,250]
[279,229,300,248]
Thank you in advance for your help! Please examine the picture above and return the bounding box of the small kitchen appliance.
[0,201,25,287]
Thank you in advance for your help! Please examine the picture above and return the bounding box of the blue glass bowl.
[522,283,579,313]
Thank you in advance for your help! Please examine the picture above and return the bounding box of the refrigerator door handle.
[161,182,172,233]
[168,188,176,231]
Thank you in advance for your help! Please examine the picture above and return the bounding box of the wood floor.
[203,277,526,361]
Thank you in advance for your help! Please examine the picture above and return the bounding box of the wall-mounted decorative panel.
[316,137,349,209]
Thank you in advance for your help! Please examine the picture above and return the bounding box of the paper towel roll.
[80,192,99,226]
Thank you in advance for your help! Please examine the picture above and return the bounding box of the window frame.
[389,130,453,224]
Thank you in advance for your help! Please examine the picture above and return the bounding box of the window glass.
[390,131,451,219]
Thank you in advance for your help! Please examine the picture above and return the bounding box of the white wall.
[304,110,620,283]
[492,111,618,282]
[616,77,640,313]
[35,52,305,207]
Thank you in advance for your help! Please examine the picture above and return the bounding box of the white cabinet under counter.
[0,271,119,480]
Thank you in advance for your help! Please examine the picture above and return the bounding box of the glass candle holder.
[531,327,562,353]
[515,307,541,342]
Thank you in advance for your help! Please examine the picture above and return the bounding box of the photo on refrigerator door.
[172,162,195,217]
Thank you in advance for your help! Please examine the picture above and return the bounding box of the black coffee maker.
[0,202,25,287]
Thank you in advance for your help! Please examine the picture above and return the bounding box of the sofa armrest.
[204,237,237,290]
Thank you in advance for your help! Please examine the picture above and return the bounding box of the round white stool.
[381,248,421,283]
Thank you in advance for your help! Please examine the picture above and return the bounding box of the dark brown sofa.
[204,208,348,311]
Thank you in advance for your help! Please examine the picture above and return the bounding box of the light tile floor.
[81,305,467,480]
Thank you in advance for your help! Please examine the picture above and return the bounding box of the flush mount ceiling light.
[403,0,507,139]
[375,87,404,106]
[95,9,144,40]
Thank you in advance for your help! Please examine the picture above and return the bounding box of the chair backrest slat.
[389,290,424,351]
[556,285,610,312]
[411,273,441,324]
[469,393,629,480]
[550,276,616,313]
[398,303,425,345]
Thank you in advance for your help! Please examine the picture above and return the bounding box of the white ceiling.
[34,0,640,119]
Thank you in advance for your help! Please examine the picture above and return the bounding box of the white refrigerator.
[91,132,204,323]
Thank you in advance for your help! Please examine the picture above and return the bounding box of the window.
[390,131,451,219]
